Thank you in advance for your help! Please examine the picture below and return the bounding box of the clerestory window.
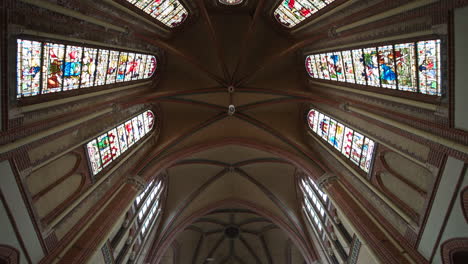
[307,109,376,173]
[305,39,442,96]
[274,0,337,28]
[16,38,157,98]
[86,110,155,176]
[124,0,189,28]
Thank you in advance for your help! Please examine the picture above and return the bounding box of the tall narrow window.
[86,110,155,176]
[301,178,327,232]
[135,180,164,235]
[219,0,244,5]
[124,0,188,28]
[16,39,157,98]
[307,109,375,173]
[274,0,337,28]
[305,39,442,96]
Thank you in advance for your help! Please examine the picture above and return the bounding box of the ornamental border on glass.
[16,38,157,98]
[305,39,442,96]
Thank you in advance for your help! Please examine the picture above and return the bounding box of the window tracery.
[16,39,157,98]
[124,0,188,28]
[305,39,442,96]
[274,0,336,28]
[307,109,376,173]
[86,110,155,176]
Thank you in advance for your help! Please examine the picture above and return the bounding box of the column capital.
[127,175,147,191]
[317,173,338,189]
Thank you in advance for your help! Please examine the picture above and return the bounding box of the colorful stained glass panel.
[108,128,121,159]
[305,39,441,96]
[327,119,338,146]
[273,0,334,28]
[98,133,112,168]
[80,48,98,88]
[106,50,119,84]
[63,46,83,90]
[17,39,42,98]
[417,40,441,95]
[306,56,319,78]
[116,52,128,83]
[395,43,417,92]
[95,49,109,86]
[86,110,155,176]
[352,49,366,85]
[86,140,102,175]
[126,0,188,28]
[334,123,345,151]
[378,45,397,89]
[42,42,65,94]
[342,127,353,158]
[350,132,364,165]
[363,47,380,87]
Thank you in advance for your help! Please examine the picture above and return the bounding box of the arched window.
[135,179,164,235]
[219,0,244,5]
[305,39,442,96]
[274,0,336,28]
[307,109,376,173]
[86,110,155,176]
[300,177,328,233]
[16,39,157,98]
[124,0,188,28]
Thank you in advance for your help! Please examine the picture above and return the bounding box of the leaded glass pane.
[342,127,353,158]
[363,47,380,87]
[63,46,83,91]
[378,45,397,89]
[42,42,65,94]
[126,0,188,28]
[86,111,155,176]
[395,43,417,92]
[274,0,335,28]
[17,39,42,98]
[352,49,366,85]
[80,48,98,88]
[417,40,441,95]
[342,50,355,83]
[305,39,441,96]
[350,132,364,165]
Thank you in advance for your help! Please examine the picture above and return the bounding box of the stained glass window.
[305,39,442,96]
[219,0,244,5]
[86,110,155,176]
[308,109,375,173]
[125,0,188,28]
[135,180,163,235]
[274,0,336,28]
[16,39,157,98]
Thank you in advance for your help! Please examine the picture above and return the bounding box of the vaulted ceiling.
[135,1,325,262]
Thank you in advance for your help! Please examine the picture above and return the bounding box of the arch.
[137,137,327,184]
[149,198,317,264]
[0,245,19,264]
[441,238,468,264]
[134,139,329,264]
